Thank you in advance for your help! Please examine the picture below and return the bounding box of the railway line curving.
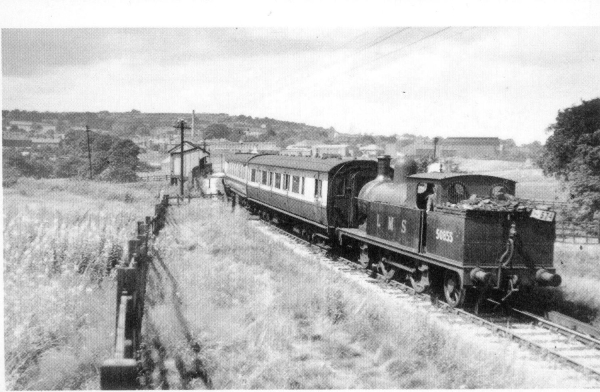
[252,214,600,385]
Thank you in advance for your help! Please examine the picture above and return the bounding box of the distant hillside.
[2,109,339,147]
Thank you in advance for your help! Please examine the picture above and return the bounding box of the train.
[221,153,561,308]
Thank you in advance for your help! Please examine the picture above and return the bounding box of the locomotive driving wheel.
[443,270,466,308]
[410,266,429,293]
[357,244,370,268]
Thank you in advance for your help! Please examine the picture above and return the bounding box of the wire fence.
[555,220,600,244]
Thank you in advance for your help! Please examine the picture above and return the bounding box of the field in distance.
[453,158,567,201]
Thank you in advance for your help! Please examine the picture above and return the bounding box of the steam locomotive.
[222,153,561,307]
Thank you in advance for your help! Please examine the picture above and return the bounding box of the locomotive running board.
[337,227,464,273]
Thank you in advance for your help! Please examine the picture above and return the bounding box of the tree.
[539,98,600,220]
[204,123,231,140]
[55,156,85,178]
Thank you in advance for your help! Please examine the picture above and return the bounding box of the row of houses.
[8,120,57,133]
[279,140,384,158]
[2,134,62,149]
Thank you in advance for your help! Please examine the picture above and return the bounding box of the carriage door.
[311,174,323,225]
[349,171,376,228]
[333,174,350,227]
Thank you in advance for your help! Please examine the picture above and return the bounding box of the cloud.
[2,28,357,77]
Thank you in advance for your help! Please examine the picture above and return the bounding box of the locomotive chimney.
[376,155,392,181]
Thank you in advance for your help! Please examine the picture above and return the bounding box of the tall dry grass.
[148,199,552,389]
[547,243,600,326]
[3,178,166,389]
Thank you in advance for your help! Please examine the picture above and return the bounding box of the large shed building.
[439,137,501,159]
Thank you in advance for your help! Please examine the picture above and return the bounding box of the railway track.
[252,215,600,383]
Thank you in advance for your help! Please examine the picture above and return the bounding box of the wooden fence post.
[100,358,138,390]
[145,216,152,233]
[127,240,139,265]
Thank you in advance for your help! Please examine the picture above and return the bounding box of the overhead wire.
[249,26,480,124]
[255,28,414,105]
[361,27,411,50]
[349,27,452,73]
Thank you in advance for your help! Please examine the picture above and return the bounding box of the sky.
[2,26,599,144]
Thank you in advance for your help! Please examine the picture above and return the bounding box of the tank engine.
[339,155,561,307]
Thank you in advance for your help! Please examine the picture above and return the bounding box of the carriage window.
[448,182,468,203]
[283,174,290,190]
[268,172,273,186]
[315,179,323,198]
[275,173,282,188]
[292,176,300,193]
[300,177,305,195]
[261,170,268,185]
[251,169,256,182]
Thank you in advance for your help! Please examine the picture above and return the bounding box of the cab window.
[448,182,468,204]
[491,184,512,199]
[416,182,435,210]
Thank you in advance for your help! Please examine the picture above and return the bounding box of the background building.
[168,141,210,186]
[311,144,351,158]
[439,137,501,159]
[359,144,385,158]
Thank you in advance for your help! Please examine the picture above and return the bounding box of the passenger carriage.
[223,154,378,238]
[222,153,256,200]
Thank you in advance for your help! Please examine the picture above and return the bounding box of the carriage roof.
[247,155,374,174]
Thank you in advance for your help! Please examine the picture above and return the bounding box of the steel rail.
[254,216,600,381]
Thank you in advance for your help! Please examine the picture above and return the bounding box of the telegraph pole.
[174,119,190,197]
[85,125,93,180]
[191,110,195,140]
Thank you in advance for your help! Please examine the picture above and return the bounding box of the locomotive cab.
[409,172,560,301]
[405,172,517,210]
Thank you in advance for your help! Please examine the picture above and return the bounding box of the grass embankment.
[536,244,600,326]
[149,200,553,389]
[3,178,166,390]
